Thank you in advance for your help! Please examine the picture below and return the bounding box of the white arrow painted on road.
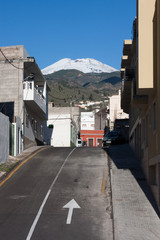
[63,199,80,224]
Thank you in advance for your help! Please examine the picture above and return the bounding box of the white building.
[81,112,95,130]
[46,104,80,147]
[109,90,129,130]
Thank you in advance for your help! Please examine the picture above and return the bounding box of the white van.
[76,138,82,147]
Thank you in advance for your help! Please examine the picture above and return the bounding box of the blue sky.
[1,0,136,71]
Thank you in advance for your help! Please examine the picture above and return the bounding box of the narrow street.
[0,147,113,240]
[0,145,160,240]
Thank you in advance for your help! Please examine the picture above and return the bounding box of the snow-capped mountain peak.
[41,58,118,75]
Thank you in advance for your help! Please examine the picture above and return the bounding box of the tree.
[89,94,93,101]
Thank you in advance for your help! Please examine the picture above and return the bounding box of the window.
[149,107,151,127]
[26,113,29,128]
[48,124,54,129]
[34,120,37,132]
[97,139,102,147]
[149,165,157,185]
[153,102,156,131]
[31,118,34,127]
[40,125,43,137]
[29,82,32,89]
[145,115,148,148]
[142,118,145,142]
[88,138,94,147]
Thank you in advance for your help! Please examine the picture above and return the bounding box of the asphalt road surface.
[0,147,113,240]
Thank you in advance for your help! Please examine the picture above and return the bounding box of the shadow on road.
[103,144,160,218]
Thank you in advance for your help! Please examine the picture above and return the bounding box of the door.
[97,139,102,147]
[88,138,94,147]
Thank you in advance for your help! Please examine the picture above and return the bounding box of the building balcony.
[23,81,46,116]
[121,56,129,69]
[123,40,132,56]
[121,68,135,113]
[121,80,132,114]
[121,68,125,79]
[124,68,135,80]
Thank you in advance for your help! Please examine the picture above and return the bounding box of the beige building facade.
[121,0,160,209]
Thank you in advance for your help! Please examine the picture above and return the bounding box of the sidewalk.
[107,144,160,240]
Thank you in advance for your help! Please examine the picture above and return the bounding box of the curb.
[106,149,115,240]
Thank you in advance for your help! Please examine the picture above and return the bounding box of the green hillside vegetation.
[44,69,121,107]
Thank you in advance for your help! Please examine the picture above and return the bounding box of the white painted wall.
[47,114,71,147]
[81,112,95,130]
[0,113,9,163]
[109,90,129,130]
[45,106,80,147]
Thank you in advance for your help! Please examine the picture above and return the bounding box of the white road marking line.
[26,148,76,240]
[63,199,80,224]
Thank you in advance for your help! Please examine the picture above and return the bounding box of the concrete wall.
[0,113,9,163]
[95,108,107,130]
[0,45,48,150]
[24,107,45,149]
[0,46,24,119]
[71,121,77,146]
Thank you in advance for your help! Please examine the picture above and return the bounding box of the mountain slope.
[42,58,118,75]
[44,69,121,107]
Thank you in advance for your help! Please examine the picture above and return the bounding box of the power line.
[0,48,24,70]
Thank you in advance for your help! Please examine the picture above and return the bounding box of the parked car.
[76,138,83,147]
[103,130,122,146]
